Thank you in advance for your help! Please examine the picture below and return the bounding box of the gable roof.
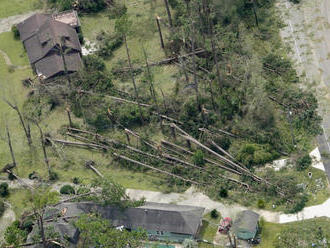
[23,19,81,64]
[35,52,82,79]
[17,12,82,79]
[232,210,259,235]
[17,13,50,41]
[53,202,205,236]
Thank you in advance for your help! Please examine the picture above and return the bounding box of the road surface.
[279,0,330,180]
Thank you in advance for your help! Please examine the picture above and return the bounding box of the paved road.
[280,0,330,181]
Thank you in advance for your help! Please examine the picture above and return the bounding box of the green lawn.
[0,32,29,66]
[0,0,41,19]
[79,0,175,96]
[0,27,169,209]
[198,212,222,247]
[259,218,330,248]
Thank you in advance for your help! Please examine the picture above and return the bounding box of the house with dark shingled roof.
[17,11,83,80]
[26,202,205,247]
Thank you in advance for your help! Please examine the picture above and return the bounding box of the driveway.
[0,11,37,34]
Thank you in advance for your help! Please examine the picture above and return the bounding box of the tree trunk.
[35,123,51,177]
[142,47,159,111]
[6,126,16,167]
[4,100,32,146]
[123,34,144,125]
[190,21,201,111]
[163,0,173,27]
[252,0,259,27]
[39,215,47,248]
[156,17,165,49]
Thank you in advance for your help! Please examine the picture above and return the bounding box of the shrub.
[192,150,205,166]
[72,177,80,185]
[219,187,228,198]
[83,55,105,72]
[0,182,9,197]
[11,25,20,39]
[296,154,312,171]
[0,200,5,217]
[21,218,34,232]
[77,187,90,195]
[210,209,219,219]
[60,185,75,195]
[257,199,265,209]
[49,171,59,181]
[285,194,308,213]
[8,173,15,181]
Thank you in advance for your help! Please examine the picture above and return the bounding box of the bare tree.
[4,99,32,146]
[163,0,173,27]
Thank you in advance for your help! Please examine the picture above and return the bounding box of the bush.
[108,4,127,19]
[72,177,80,184]
[257,199,265,209]
[8,173,15,181]
[192,150,205,166]
[60,185,75,195]
[21,218,34,232]
[49,171,59,181]
[77,187,90,195]
[0,183,9,197]
[83,55,105,72]
[296,154,312,171]
[285,194,308,213]
[0,200,5,217]
[219,187,228,198]
[210,209,219,219]
[11,25,20,39]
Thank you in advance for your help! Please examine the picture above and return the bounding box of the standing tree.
[75,213,147,248]
[26,188,59,248]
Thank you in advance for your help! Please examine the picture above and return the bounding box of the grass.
[0,32,29,66]
[0,28,169,205]
[198,212,222,247]
[79,0,176,96]
[0,0,41,19]
[259,218,330,248]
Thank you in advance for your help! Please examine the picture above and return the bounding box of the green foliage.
[285,194,308,214]
[210,209,219,219]
[83,55,106,72]
[192,150,205,166]
[72,177,81,184]
[91,176,145,208]
[48,0,107,12]
[273,219,330,248]
[49,171,59,181]
[296,154,312,171]
[108,3,127,19]
[11,25,20,39]
[4,221,27,247]
[219,187,228,198]
[97,33,123,59]
[0,182,9,197]
[182,239,198,248]
[75,213,147,247]
[60,184,75,195]
[257,199,265,209]
[27,189,59,210]
[114,104,150,127]
[115,14,132,36]
[235,143,277,168]
[0,199,5,217]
